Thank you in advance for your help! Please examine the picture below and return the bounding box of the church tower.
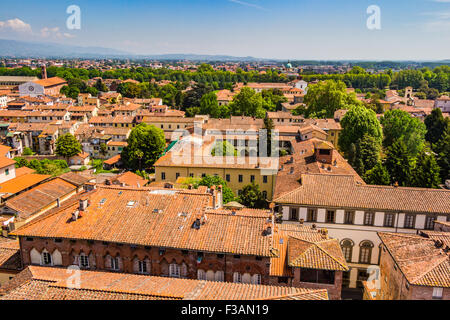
[41,65,47,79]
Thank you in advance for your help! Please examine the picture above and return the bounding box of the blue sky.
[0,0,449,60]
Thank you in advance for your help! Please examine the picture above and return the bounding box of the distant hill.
[0,39,262,61]
[0,39,131,58]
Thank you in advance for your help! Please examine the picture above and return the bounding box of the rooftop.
[0,266,328,300]
[275,174,450,214]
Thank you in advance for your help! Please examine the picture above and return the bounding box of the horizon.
[0,0,450,60]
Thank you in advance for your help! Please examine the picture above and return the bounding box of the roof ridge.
[315,239,349,271]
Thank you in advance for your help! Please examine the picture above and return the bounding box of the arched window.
[41,249,52,266]
[79,252,90,268]
[169,263,181,278]
[242,273,251,284]
[105,254,120,271]
[206,270,215,281]
[340,239,354,263]
[359,241,374,264]
[133,257,150,274]
[52,249,62,266]
[215,271,224,282]
[233,272,242,283]
[197,269,206,280]
[251,274,262,285]
[30,248,41,265]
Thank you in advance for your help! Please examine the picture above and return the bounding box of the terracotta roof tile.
[0,266,328,300]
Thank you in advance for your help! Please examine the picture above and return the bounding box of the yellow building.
[154,154,277,201]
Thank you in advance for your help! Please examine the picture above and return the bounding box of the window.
[262,191,267,199]
[250,175,255,183]
[307,209,317,222]
[344,211,354,224]
[138,260,148,274]
[290,208,298,221]
[364,212,374,226]
[425,216,437,230]
[251,274,262,285]
[359,241,374,264]
[175,173,180,180]
[404,214,415,229]
[80,253,89,268]
[233,272,242,283]
[432,287,443,299]
[238,175,243,183]
[263,175,268,183]
[384,213,395,227]
[41,251,52,266]
[215,271,224,282]
[169,263,181,278]
[5,169,9,176]
[341,239,354,262]
[326,210,335,223]
[110,256,120,270]
[226,174,230,182]
[300,269,335,284]
[161,172,166,180]
[201,173,206,178]
[197,269,206,280]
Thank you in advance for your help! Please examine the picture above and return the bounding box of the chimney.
[72,210,80,221]
[394,181,399,188]
[299,219,304,225]
[79,198,89,211]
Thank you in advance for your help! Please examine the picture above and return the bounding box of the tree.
[121,123,165,170]
[425,108,449,145]
[434,125,450,182]
[384,138,414,186]
[229,87,266,118]
[352,134,381,175]
[55,133,82,158]
[198,175,235,204]
[381,109,426,157]
[94,79,108,92]
[211,141,237,156]
[410,148,441,188]
[364,162,390,185]
[238,183,266,209]
[338,105,383,158]
[199,92,228,118]
[99,143,108,157]
[304,80,362,118]
[22,147,34,156]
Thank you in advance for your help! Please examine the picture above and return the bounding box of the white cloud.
[423,11,450,30]
[0,18,32,33]
[40,27,75,39]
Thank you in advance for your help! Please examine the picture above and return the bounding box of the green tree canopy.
[381,109,426,157]
[434,125,450,182]
[364,161,391,185]
[338,105,383,158]
[424,108,449,145]
[211,141,237,156]
[238,183,267,209]
[229,87,266,118]
[121,123,165,170]
[55,133,82,158]
[410,148,441,189]
[384,138,415,187]
[197,175,235,204]
[304,80,362,118]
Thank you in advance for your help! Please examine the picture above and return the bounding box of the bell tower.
[41,64,47,79]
